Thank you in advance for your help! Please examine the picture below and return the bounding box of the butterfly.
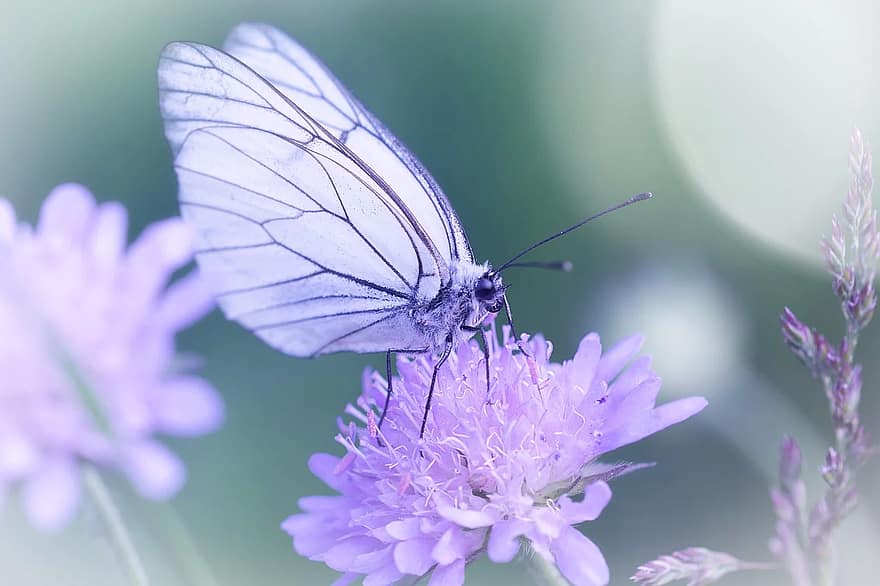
[157,23,649,436]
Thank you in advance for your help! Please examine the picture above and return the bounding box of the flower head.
[0,184,223,531]
[284,325,706,585]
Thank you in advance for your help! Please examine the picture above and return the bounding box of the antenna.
[493,192,652,274]
[502,260,573,272]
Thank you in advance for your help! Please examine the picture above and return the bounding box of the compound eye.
[487,300,504,314]
[475,276,495,301]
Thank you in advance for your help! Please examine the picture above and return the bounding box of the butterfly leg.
[503,295,530,357]
[419,337,454,438]
[462,324,491,401]
[378,350,394,431]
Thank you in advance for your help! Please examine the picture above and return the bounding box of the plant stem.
[84,466,150,586]
[528,553,568,586]
[158,503,219,586]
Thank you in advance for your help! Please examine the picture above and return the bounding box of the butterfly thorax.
[409,260,499,353]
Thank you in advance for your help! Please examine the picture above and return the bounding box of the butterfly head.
[474,271,505,314]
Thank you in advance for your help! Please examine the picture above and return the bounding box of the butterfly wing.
[158,41,444,356]
[222,22,474,267]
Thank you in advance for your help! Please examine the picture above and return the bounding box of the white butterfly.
[157,23,648,434]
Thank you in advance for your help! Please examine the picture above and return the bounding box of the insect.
[158,23,650,436]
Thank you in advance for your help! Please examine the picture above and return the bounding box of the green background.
[1,1,879,584]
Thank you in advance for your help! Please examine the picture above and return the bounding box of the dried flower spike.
[631,547,770,586]
[823,129,880,330]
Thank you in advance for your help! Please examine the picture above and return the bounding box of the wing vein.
[254,306,403,332]
[233,293,389,321]
[189,43,275,108]
[309,312,400,357]
[197,130,338,217]
[177,164,310,215]
[182,200,411,299]
[214,270,326,297]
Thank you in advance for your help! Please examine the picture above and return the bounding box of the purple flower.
[0,184,223,531]
[284,324,706,585]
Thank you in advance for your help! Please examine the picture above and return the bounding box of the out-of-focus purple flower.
[284,325,706,585]
[0,184,223,531]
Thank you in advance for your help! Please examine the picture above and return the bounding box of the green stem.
[528,553,568,586]
[57,348,112,436]
[84,466,150,586]
[737,561,779,572]
[158,503,219,586]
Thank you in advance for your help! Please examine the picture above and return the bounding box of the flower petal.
[606,355,653,396]
[0,432,39,477]
[152,376,224,436]
[281,513,311,535]
[22,457,81,532]
[331,573,358,586]
[602,397,708,453]
[38,183,96,244]
[121,440,185,500]
[533,507,568,539]
[432,527,483,565]
[153,271,215,332]
[323,537,381,570]
[285,515,346,558]
[605,377,663,429]
[551,525,609,586]
[349,546,395,574]
[488,519,527,563]
[86,201,128,269]
[127,217,193,273]
[394,538,435,575]
[298,495,345,512]
[559,481,612,524]
[123,218,194,316]
[308,453,350,491]
[596,334,643,382]
[385,517,422,540]
[0,198,17,243]
[571,333,602,388]
[429,559,465,586]
[363,564,403,586]
[436,505,494,528]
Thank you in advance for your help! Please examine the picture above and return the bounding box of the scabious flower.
[284,324,706,585]
[0,184,223,531]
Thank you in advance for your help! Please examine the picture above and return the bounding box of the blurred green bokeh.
[2,1,879,584]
